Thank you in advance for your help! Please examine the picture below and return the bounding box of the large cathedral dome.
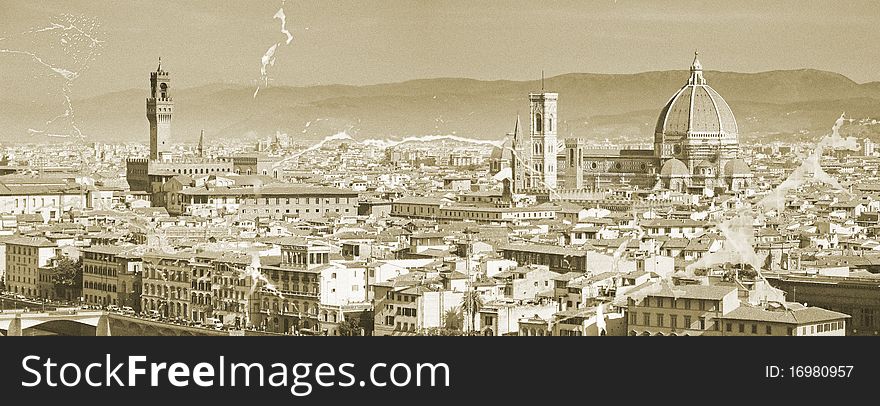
[655,53,738,139]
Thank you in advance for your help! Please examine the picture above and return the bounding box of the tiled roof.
[723,304,849,325]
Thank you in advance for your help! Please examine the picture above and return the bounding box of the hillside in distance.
[3,69,880,145]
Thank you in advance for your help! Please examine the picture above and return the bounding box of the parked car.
[107,305,121,313]
[148,310,161,319]
[207,317,224,330]
[121,306,135,315]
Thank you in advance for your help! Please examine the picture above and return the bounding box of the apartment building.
[167,184,358,219]
[141,251,194,319]
[254,239,330,334]
[4,236,57,298]
[82,245,143,310]
[626,283,849,336]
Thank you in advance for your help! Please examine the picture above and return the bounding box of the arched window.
[535,113,543,133]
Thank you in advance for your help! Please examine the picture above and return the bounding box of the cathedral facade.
[492,53,752,196]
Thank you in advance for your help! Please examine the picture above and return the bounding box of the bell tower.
[147,57,173,160]
[529,91,558,189]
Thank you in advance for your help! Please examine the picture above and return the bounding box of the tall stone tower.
[564,138,586,189]
[147,57,173,160]
[198,129,205,158]
[510,114,527,193]
[529,91,558,189]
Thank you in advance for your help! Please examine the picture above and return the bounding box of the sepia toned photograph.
[1,0,878,341]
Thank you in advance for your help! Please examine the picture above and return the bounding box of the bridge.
[0,310,110,336]
[0,310,282,336]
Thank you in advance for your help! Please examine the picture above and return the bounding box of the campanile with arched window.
[147,57,174,160]
[529,91,558,189]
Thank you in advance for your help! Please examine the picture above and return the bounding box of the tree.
[50,256,82,299]
[338,315,362,336]
[358,311,375,336]
[443,306,463,331]
[461,290,483,334]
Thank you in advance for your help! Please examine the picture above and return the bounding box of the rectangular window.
[862,309,875,327]
[657,314,664,327]
[738,323,745,333]
[765,325,772,335]
[670,315,677,329]
[643,313,650,326]
[751,324,757,334]
[726,322,732,332]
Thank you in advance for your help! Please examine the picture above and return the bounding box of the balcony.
[278,289,320,298]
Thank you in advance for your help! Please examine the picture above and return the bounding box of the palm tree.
[443,307,463,332]
[461,290,483,334]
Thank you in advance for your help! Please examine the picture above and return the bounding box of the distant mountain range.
[3,69,880,145]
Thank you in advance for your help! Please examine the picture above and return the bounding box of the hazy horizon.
[67,66,875,99]
[2,0,880,103]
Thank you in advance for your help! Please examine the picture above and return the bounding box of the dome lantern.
[688,51,705,85]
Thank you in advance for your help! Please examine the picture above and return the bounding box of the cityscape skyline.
[0,1,877,341]
[0,48,874,337]
[1,5,877,406]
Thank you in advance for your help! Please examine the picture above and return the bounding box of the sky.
[1,0,879,102]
